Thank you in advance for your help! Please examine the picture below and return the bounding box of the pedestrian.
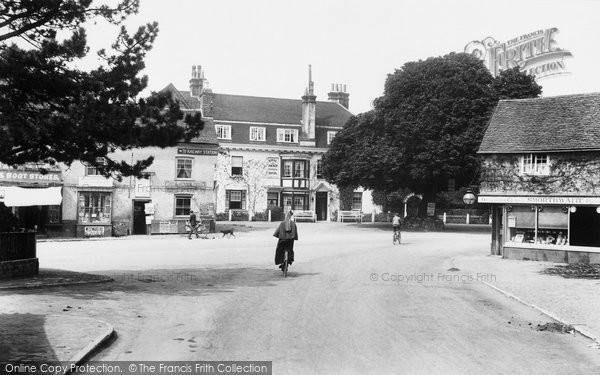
[392,212,401,242]
[273,211,298,270]
[188,210,199,239]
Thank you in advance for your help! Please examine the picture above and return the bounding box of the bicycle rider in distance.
[392,212,401,243]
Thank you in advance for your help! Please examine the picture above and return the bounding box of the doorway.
[316,192,328,221]
[570,206,600,247]
[132,201,148,235]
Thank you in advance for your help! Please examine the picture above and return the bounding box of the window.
[316,160,323,179]
[48,205,61,224]
[231,156,243,176]
[216,125,231,140]
[352,192,363,211]
[521,154,550,175]
[78,192,111,224]
[226,190,246,210]
[327,131,338,145]
[267,192,279,207]
[294,161,306,178]
[283,160,293,177]
[175,195,191,216]
[250,127,266,141]
[176,158,193,179]
[277,128,298,143]
[85,158,106,176]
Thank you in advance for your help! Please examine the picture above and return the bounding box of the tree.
[0,0,203,179]
[323,53,542,207]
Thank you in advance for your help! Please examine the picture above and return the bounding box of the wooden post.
[268,209,272,222]
[228,210,232,221]
[466,213,470,224]
[443,212,447,224]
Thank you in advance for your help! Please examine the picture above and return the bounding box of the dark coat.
[273,221,298,240]
[273,221,298,265]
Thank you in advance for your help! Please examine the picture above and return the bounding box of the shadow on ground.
[0,313,57,362]
[3,267,321,300]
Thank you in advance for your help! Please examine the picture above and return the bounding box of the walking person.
[188,210,199,239]
[273,211,298,270]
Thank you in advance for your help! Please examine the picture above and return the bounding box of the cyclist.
[188,210,200,239]
[273,211,298,270]
[392,212,401,243]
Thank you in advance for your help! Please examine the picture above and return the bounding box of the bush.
[268,205,283,221]
[330,209,338,222]
[215,212,228,221]
[252,211,268,221]
[231,210,249,221]
[402,216,444,231]
[0,203,20,232]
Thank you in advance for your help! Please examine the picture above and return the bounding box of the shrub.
[268,205,283,221]
[0,203,20,232]
[231,210,249,221]
[402,216,444,231]
[215,212,228,221]
[253,211,268,221]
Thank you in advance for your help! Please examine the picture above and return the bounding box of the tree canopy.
[0,0,203,178]
[322,53,542,202]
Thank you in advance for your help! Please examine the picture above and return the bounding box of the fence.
[0,232,37,261]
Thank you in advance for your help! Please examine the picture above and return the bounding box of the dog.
[220,228,235,238]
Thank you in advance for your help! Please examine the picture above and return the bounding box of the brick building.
[163,65,378,221]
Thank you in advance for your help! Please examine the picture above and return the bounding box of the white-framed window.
[216,125,231,140]
[231,156,243,176]
[249,126,266,141]
[521,153,550,176]
[84,158,106,176]
[327,131,338,145]
[352,192,363,211]
[316,159,323,179]
[176,158,193,179]
[277,128,298,143]
[226,190,247,210]
[175,195,192,216]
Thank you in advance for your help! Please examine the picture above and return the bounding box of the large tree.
[0,0,203,178]
[322,53,541,205]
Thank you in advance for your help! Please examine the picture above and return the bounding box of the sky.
[82,0,600,115]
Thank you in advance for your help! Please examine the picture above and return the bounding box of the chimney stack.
[301,65,317,145]
[328,83,350,109]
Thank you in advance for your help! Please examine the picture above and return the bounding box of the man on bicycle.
[392,212,401,243]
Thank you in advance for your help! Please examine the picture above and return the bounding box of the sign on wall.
[177,148,218,156]
[84,226,105,237]
[0,169,62,183]
[465,27,572,79]
[267,157,280,178]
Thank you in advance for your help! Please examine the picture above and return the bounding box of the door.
[316,192,328,221]
[133,201,147,235]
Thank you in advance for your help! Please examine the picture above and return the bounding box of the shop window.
[277,128,298,143]
[216,125,231,140]
[249,127,266,141]
[78,192,111,224]
[521,154,550,176]
[48,205,61,224]
[327,131,337,145]
[506,205,568,246]
[85,158,106,176]
[226,190,246,210]
[231,156,243,176]
[316,159,323,179]
[175,195,191,216]
[352,192,363,211]
[176,158,193,179]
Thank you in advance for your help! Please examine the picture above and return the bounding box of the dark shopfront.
[481,196,600,263]
[0,167,63,234]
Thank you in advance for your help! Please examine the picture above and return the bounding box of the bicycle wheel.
[282,250,288,277]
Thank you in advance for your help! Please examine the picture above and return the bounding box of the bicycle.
[393,228,401,245]
[282,250,289,277]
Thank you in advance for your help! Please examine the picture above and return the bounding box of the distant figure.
[273,211,298,270]
[392,212,401,234]
[188,210,199,239]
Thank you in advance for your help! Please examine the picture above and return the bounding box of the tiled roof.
[161,84,353,127]
[478,93,600,153]
[190,119,218,145]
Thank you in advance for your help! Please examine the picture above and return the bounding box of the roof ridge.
[500,92,600,103]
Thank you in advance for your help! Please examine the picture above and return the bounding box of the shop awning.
[0,186,62,207]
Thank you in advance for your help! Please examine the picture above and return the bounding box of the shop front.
[0,165,63,234]
[479,196,600,263]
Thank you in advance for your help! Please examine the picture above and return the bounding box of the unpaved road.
[3,224,600,374]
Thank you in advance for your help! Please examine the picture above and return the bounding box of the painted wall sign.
[465,27,572,79]
[478,196,600,205]
[177,148,218,156]
[0,169,62,183]
[266,157,280,178]
[84,226,105,236]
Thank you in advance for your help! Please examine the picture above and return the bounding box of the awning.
[0,186,62,207]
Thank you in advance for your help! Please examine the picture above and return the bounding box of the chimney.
[328,83,350,109]
[301,65,316,144]
[189,65,203,98]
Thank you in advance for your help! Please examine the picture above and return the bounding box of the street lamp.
[462,188,477,205]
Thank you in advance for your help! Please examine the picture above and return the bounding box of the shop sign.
[0,169,62,183]
[177,148,218,156]
[84,226,105,236]
[267,157,279,178]
[465,27,572,79]
[427,203,436,217]
[478,196,600,205]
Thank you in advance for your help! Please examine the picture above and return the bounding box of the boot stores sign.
[465,27,572,79]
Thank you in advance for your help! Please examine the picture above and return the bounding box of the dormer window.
[521,153,550,176]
